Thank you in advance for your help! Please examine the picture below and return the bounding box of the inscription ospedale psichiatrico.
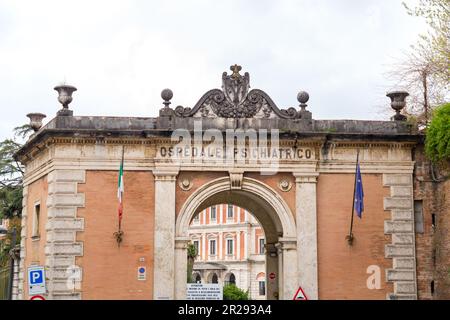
[157,145,313,161]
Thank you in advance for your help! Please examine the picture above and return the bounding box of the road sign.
[137,266,146,281]
[186,283,223,300]
[30,295,46,300]
[28,266,46,295]
[293,286,308,300]
[269,272,276,280]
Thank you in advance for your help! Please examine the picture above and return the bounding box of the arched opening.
[212,274,218,284]
[226,273,236,286]
[175,177,298,300]
[194,273,201,283]
[256,272,266,299]
[189,203,267,299]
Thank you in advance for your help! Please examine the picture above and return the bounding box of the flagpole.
[114,145,125,247]
[119,145,125,232]
[346,149,359,245]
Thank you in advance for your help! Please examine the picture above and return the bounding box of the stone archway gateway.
[174,176,301,300]
[15,65,420,300]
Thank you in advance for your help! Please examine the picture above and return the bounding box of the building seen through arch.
[189,204,266,299]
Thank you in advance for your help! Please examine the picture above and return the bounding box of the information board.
[186,283,223,300]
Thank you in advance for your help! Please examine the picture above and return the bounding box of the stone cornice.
[15,117,422,165]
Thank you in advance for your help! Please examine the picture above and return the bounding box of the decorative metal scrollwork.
[172,65,305,119]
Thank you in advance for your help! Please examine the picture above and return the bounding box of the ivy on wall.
[425,103,450,162]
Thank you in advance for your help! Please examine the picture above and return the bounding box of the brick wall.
[76,171,155,299]
[317,173,393,299]
[414,146,450,299]
[22,176,48,300]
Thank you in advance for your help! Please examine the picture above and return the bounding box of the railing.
[0,266,10,300]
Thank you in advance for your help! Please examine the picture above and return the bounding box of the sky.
[0,0,428,140]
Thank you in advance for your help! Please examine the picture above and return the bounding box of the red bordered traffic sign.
[30,295,46,300]
[293,286,308,300]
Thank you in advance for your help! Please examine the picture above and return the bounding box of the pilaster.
[293,172,319,300]
[174,237,189,299]
[383,173,417,300]
[153,167,178,299]
[276,238,298,300]
[16,185,28,300]
[45,169,85,300]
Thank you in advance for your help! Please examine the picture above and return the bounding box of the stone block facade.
[44,169,85,300]
[383,173,417,299]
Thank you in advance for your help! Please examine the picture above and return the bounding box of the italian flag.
[117,150,124,228]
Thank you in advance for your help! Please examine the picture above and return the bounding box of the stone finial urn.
[26,113,46,132]
[387,91,409,121]
[54,84,77,116]
[159,88,174,117]
[297,90,312,120]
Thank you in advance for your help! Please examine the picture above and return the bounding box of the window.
[227,204,234,219]
[212,273,218,284]
[225,273,236,286]
[226,239,234,255]
[32,203,41,238]
[195,274,201,283]
[414,200,424,233]
[229,273,236,285]
[193,240,199,256]
[431,213,436,230]
[259,281,266,296]
[210,206,216,222]
[259,238,265,254]
[209,239,216,256]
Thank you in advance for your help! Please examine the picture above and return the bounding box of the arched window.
[256,272,266,296]
[195,274,201,283]
[229,273,236,285]
[212,273,218,284]
[224,272,236,286]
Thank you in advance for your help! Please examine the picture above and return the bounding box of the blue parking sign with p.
[28,266,46,295]
[30,269,43,284]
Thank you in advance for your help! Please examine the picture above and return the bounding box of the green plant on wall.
[186,243,197,283]
[425,103,450,162]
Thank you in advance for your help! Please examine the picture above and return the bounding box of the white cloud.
[0,0,428,139]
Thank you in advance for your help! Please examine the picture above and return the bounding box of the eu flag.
[354,161,364,218]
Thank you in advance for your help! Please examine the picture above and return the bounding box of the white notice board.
[186,283,223,300]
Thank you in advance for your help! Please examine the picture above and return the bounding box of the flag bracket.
[345,233,354,246]
[114,229,124,247]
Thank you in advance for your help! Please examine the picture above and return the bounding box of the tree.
[386,44,448,127]
[403,0,450,81]
[186,242,197,283]
[0,125,31,219]
[0,125,32,267]
[223,284,249,300]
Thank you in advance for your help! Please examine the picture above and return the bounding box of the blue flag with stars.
[354,161,364,218]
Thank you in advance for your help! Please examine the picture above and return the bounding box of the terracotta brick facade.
[22,176,48,300]
[317,173,393,299]
[76,171,155,299]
